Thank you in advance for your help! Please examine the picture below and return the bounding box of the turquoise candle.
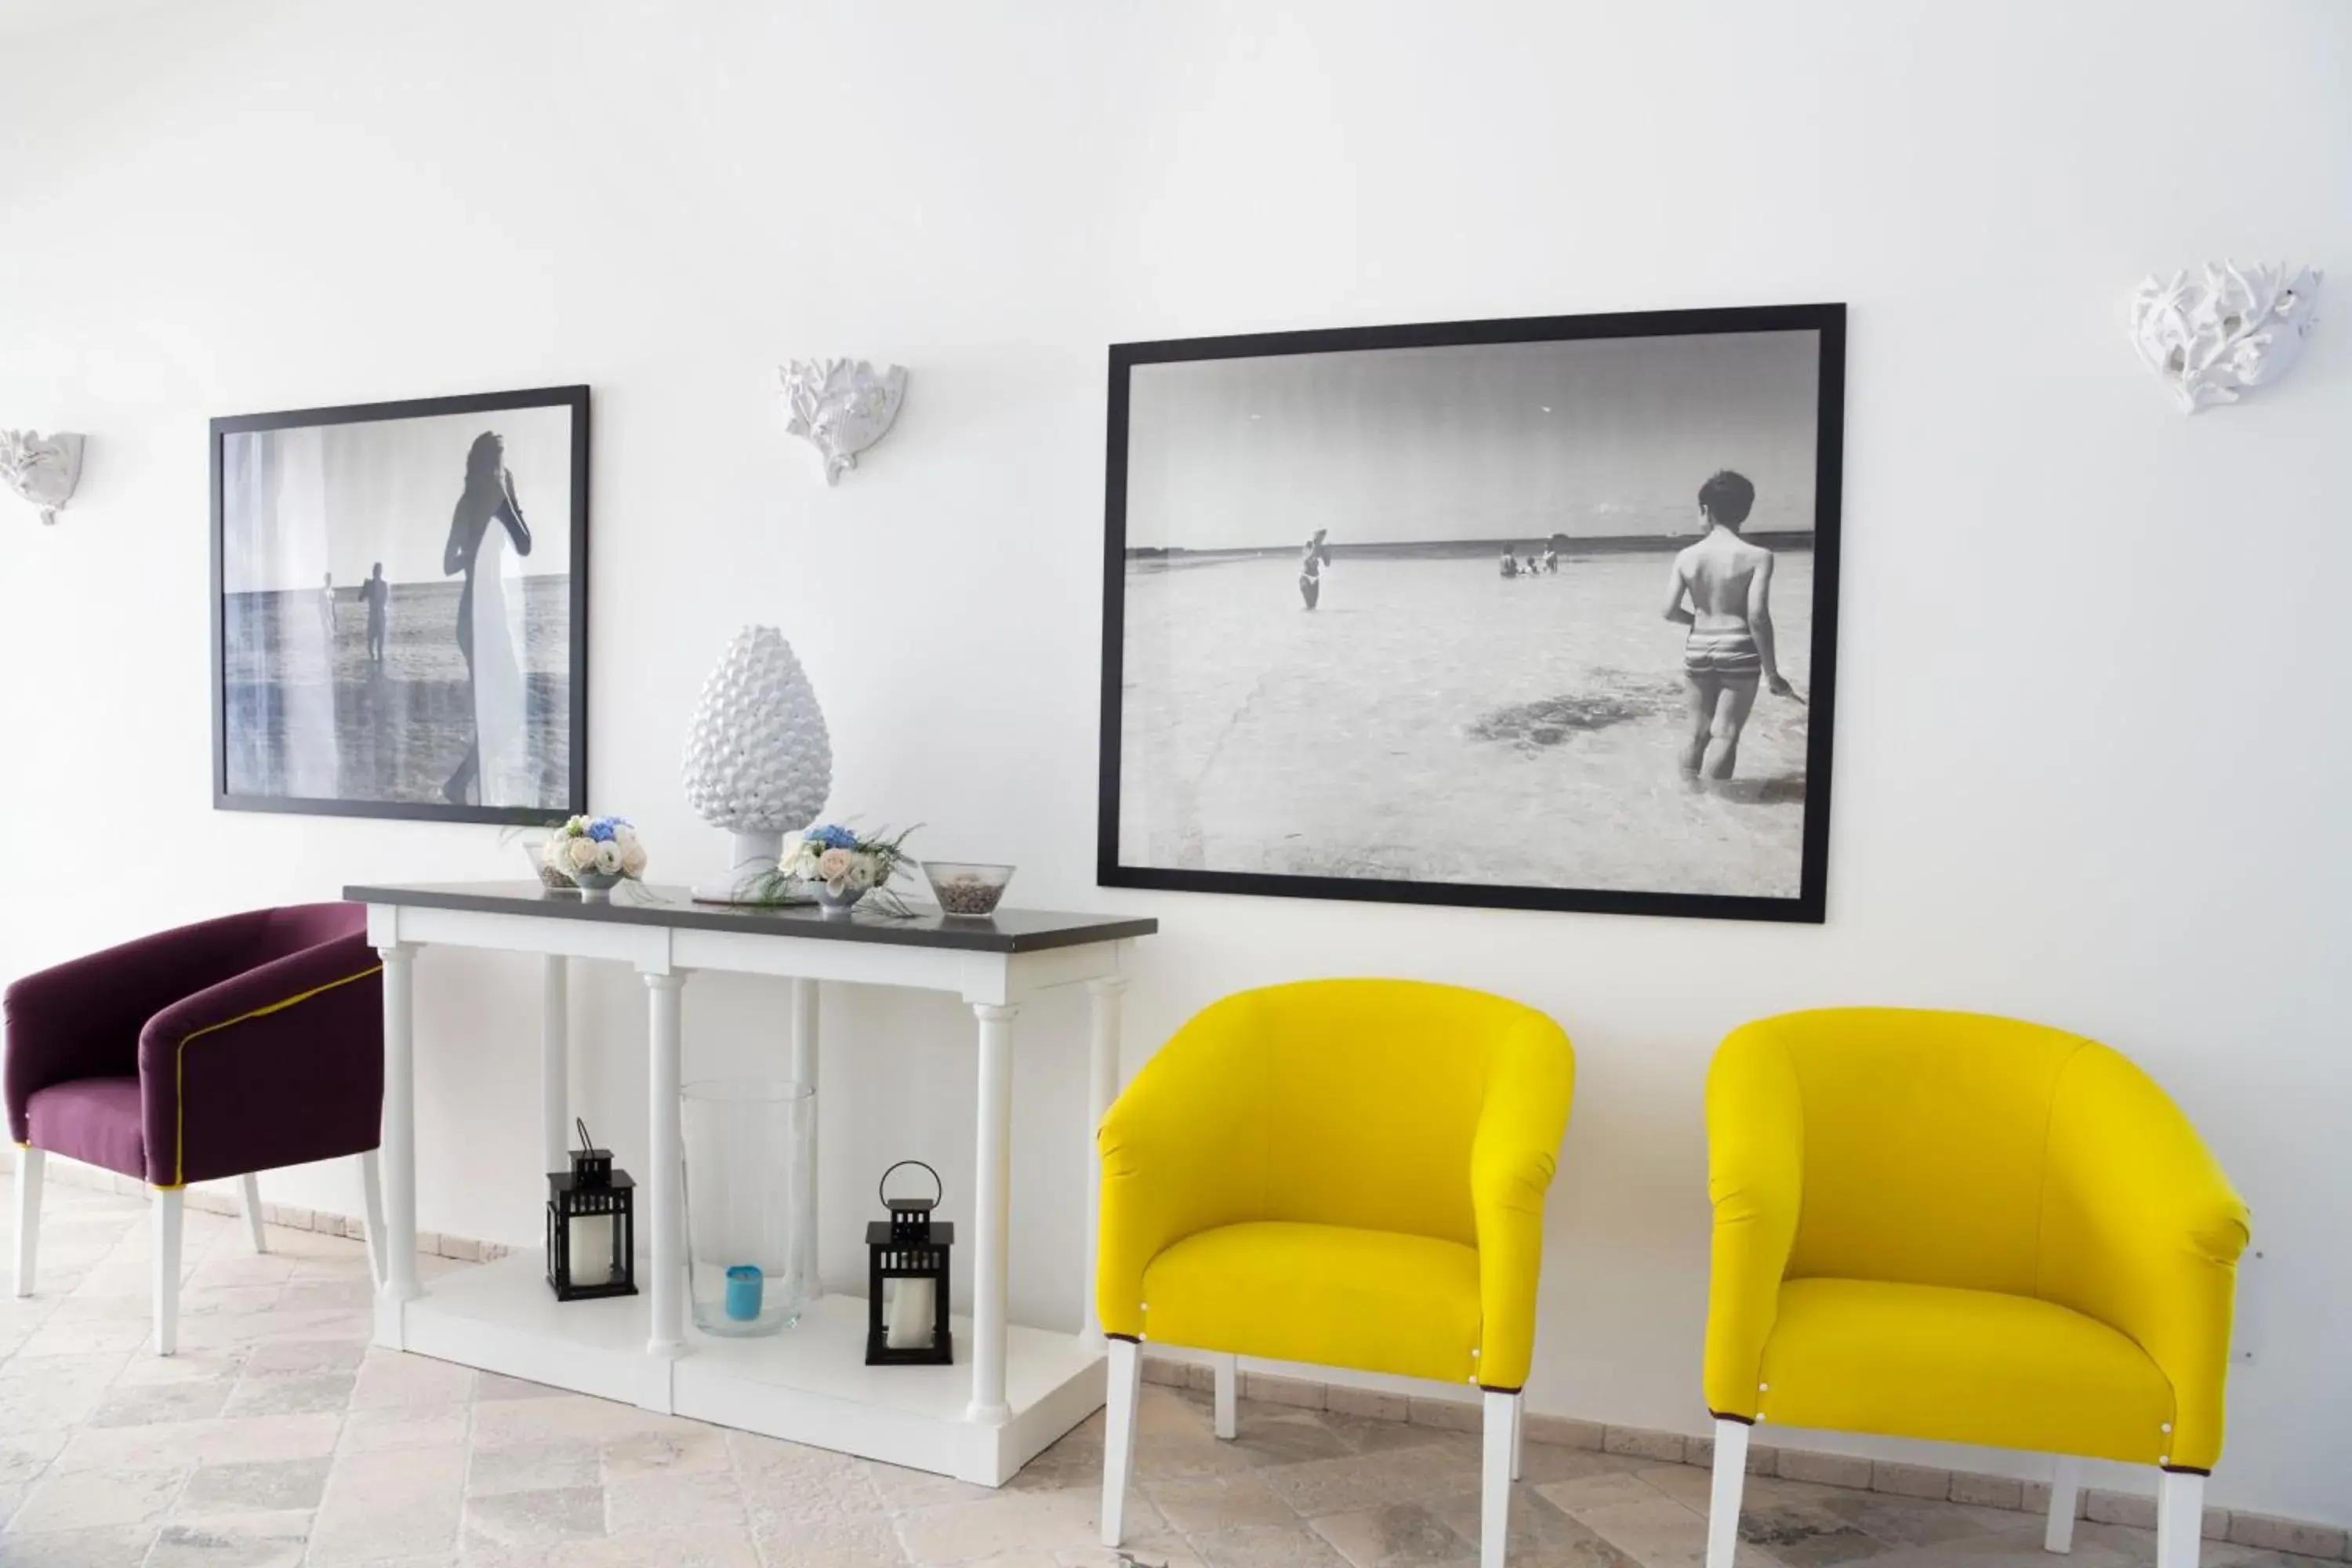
[724,1265,764,1321]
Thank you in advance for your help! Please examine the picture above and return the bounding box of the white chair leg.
[151,1187,184,1356]
[1481,1391,1515,1568]
[238,1173,268,1254]
[1101,1338,1142,1548]
[1212,1352,1238,1440]
[1511,1392,1525,1480]
[1706,1417,1750,1568]
[2156,1472,2204,1568]
[2045,1454,2081,1553]
[358,1150,387,1290]
[12,1146,42,1297]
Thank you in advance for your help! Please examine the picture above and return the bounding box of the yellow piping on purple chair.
[172,965,382,1185]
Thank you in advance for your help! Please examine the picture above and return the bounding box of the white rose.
[778,831,804,864]
[817,848,851,884]
[569,837,601,870]
[846,854,876,890]
[620,840,648,878]
[542,837,568,870]
[593,840,622,875]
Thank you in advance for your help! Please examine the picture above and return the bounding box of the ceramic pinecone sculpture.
[682,626,833,834]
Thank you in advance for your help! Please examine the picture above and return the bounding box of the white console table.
[346,880,1155,1486]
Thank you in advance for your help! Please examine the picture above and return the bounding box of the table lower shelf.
[390,1252,1108,1486]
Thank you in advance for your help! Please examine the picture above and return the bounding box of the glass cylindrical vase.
[681,1078,815,1338]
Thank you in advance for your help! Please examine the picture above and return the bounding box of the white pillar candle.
[568,1214,613,1287]
[887,1276,935,1348]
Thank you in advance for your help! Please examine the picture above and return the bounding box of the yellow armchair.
[1702,1008,2249,1568]
[1097,980,1573,1568]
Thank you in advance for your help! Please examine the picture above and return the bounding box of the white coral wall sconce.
[0,430,85,524]
[2131,262,2321,412]
[779,358,909,484]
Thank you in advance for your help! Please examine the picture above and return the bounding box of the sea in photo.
[222,575,572,808]
[1117,543,1813,899]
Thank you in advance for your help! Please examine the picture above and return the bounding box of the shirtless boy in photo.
[1663,470,1795,786]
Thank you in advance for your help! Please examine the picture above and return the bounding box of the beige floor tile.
[1058,1538,1209,1568]
[466,1390,691,1446]
[1191,1522,1356,1568]
[147,1508,311,1568]
[307,1445,465,1563]
[462,1483,607,1546]
[1258,1445,1482,1518]
[604,1423,733,1479]
[1308,1501,1479,1567]
[0,1523,160,1566]
[1144,1471,1299,1532]
[1537,1472,1665,1515]
[1574,1494,1711,1568]
[753,1512,912,1566]
[338,1400,469,1452]
[9,1461,188,1533]
[87,1378,234,1428]
[220,1370,354,1417]
[898,1487,1144,1565]
[466,1439,600,1495]
[174,1456,332,1516]
[0,1426,69,1486]
[347,1348,477,1408]
[742,1447,891,1524]
[607,1468,744,1532]
[109,1346,249,1387]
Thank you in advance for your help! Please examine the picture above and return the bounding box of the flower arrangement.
[755,822,918,915]
[543,816,649,893]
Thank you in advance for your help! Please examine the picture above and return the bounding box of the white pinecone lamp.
[683,626,833,903]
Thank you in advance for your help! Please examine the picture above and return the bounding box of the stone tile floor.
[0,1173,2314,1568]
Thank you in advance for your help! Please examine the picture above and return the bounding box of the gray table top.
[344,881,1158,955]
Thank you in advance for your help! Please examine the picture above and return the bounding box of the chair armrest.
[2039,1044,2249,1472]
[1468,1013,1574,1389]
[135,932,383,1187]
[1096,994,1271,1340]
[5,909,274,1144]
[1704,1021,1806,1419]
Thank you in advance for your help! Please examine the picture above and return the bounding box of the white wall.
[3,0,2347,1525]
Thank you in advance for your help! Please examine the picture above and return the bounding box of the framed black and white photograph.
[1099,307,1844,923]
[211,386,590,825]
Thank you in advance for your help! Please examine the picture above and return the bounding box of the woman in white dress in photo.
[441,431,532,806]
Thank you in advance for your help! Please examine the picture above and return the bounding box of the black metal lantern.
[866,1160,952,1365]
[547,1119,636,1301]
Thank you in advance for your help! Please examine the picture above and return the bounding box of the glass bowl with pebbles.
[921,862,1014,920]
[521,833,578,893]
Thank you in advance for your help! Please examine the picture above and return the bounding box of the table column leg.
[1081,977,1127,1348]
[644,971,688,1362]
[542,956,570,1177]
[968,1002,1018,1424]
[789,978,819,1299]
[375,942,420,1348]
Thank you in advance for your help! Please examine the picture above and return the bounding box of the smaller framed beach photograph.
[1098,306,1846,923]
[210,386,590,826]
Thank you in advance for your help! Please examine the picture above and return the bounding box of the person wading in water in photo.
[441,432,532,806]
[1663,469,1796,788]
[364,561,390,664]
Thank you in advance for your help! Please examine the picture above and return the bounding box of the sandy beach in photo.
[1118,545,1813,898]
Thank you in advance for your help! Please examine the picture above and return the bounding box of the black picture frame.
[1098,305,1846,924]
[210,385,591,826]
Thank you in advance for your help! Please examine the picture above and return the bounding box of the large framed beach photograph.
[1099,307,1845,922]
[211,386,590,825]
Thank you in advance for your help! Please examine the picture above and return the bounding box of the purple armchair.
[5,903,385,1352]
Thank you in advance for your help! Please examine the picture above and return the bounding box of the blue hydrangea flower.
[808,824,858,850]
[586,819,618,843]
